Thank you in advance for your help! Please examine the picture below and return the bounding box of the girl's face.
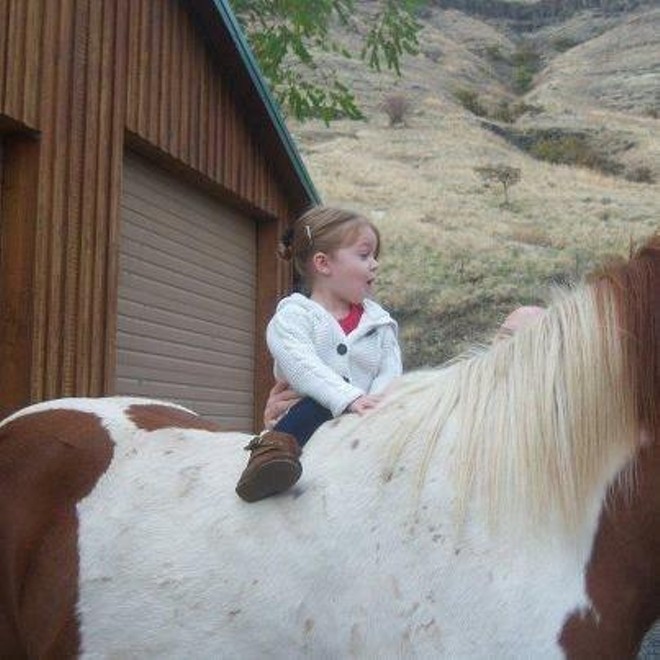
[311,225,379,312]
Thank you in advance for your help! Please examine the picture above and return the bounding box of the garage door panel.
[116,373,253,405]
[115,377,253,409]
[117,326,253,368]
[115,377,253,423]
[119,276,255,332]
[124,186,256,249]
[121,254,254,311]
[118,299,252,346]
[124,170,255,254]
[121,217,255,287]
[120,254,254,314]
[118,289,252,340]
[123,200,255,276]
[118,311,253,357]
[117,154,256,428]
[116,358,252,391]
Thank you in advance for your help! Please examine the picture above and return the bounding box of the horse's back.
[0,397,242,658]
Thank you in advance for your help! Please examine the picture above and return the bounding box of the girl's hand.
[263,380,301,429]
[347,394,382,415]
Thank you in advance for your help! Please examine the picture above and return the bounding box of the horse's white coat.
[37,395,632,659]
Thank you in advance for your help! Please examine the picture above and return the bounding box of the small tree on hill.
[475,164,521,206]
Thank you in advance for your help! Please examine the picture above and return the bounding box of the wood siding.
[0,136,39,416]
[0,0,309,422]
[0,0,42,130]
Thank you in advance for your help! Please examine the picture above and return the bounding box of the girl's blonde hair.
[280,206,381,288]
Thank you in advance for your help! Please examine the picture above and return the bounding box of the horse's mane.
[367,234,660,533]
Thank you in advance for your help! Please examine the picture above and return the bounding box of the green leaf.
[232,0,424,122]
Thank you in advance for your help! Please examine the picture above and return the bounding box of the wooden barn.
[0,0,319,430]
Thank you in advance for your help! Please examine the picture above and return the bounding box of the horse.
[0,234,658,659]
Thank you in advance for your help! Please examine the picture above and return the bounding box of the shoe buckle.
[243,436,263,452]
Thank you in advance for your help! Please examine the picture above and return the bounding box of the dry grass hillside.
[288,4,659,369]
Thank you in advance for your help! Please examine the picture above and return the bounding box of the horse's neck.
[317,364,642,552]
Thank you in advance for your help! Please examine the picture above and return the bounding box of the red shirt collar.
[338,303,364,334]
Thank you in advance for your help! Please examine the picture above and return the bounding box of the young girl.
[236,205,403,502]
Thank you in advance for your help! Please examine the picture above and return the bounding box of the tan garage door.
[117,153,256,428]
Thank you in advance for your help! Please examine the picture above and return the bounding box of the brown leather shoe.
[235,431,302,502]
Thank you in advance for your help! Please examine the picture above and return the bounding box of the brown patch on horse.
[127,404,222,432]
[561,235,660,657]
[0,409,113,659]
[560,443,660,656]
[593,234,660,443]
[560,430,660,657]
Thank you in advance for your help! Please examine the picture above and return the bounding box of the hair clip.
[305,224,313,242]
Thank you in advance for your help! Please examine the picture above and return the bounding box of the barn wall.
[31,0,129,403]
[0,0,304,421]
[125,0,285,218]
[0,0,128,413]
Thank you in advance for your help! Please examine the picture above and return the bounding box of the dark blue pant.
[273,397,333,447]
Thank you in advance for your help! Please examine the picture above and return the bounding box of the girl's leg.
[273,398,333,447]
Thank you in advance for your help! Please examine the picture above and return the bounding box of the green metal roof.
[210,0,321,205]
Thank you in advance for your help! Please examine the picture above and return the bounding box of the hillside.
[287,3,659,368]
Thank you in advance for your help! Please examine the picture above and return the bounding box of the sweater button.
[343,376,350,383]
[337,343,347,355]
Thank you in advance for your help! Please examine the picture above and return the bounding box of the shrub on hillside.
[529,135,623,175]
[490,100,543,123]
[626,165,655,184]
[514,67,534,93]
[455,91,543,123]
[484,44,508,62]
[453,88,488,117]
[381,94,411,126]
[512,42,540,94]
[551,36,579,52]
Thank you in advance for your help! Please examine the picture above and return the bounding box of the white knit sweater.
[266,293,402,417]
